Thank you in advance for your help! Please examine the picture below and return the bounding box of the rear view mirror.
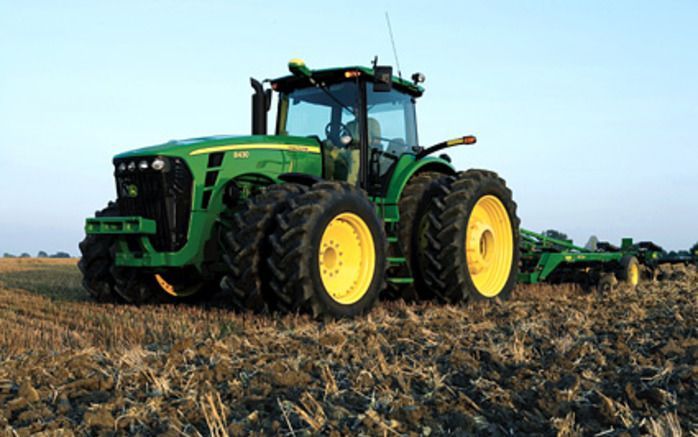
[373,66,393,92]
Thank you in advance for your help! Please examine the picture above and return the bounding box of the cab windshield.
[277,82,361,183]
[277,82,359,143]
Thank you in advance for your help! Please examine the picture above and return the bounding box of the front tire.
[424,170,520,303]
[112,267,215,304]
[78,202,123,302]
[268,182,387,318]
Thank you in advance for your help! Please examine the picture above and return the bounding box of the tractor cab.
[266,60,424,195]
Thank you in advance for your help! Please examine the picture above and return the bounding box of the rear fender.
[385,157,455,203]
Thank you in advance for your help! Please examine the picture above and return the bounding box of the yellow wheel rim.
[629,262,640,286]
[319,212,376,305]
[466,195,514,297]
[154,274,200,297]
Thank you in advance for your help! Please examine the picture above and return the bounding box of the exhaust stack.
[250,78,269,135]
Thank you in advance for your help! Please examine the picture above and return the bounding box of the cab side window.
[366,86,418,178]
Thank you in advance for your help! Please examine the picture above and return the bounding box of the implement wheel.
[617,255,641,288]
[424,170,520,303]
[220,184,306,312]
[597,273,617,293]
[268,182,386,318]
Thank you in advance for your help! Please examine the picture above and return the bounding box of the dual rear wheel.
[401,170,520,304]
[222,181,386,318]
[272,182,387,318]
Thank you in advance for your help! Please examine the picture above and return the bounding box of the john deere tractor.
[79,59,520,318]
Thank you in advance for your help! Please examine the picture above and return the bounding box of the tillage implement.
[518,229,641,291]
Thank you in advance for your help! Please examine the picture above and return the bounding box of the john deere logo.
[126,184,139,198]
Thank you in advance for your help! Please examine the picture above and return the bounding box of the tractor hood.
[113,134,321,161]
[112,134,324,212]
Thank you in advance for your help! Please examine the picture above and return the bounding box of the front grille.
[114,156,193,252]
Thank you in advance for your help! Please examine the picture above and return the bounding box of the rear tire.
[423,170,520,303]
[220,184,306,312]
[396,172,447,301]
[78,202,123,302]
[268,182,387,318]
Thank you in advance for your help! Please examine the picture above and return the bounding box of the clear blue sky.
[1,0,696,255]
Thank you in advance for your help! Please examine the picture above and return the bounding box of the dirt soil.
[0,258,695,436]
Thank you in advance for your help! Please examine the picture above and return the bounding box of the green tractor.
[79,59,520,318]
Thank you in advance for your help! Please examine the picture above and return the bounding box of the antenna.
[385,11,402,79]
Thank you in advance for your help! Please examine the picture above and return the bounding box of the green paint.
[103,135,323,269]
[85,216,156,235]
[126,184,138,198]
[386,278,414,284]
[288,59,312,78]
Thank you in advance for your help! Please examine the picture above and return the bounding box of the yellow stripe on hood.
[190,144,321,156]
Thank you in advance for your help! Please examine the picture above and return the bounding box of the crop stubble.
[0,259,695,436]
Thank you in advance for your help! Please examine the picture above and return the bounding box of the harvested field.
[0,258,695,436]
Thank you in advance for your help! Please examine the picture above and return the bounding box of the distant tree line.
[660,242,697,258]
[666,250,692,257]
[3,251,71,258]
[542,229,570,241]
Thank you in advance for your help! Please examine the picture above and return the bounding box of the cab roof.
[270,64,424,98]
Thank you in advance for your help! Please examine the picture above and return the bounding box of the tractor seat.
[336,117,381,185]
[345,118,382,148]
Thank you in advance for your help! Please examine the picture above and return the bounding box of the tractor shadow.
[0,267,236,307]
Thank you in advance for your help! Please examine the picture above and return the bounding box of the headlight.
[151,157,166,171]
[138,160,149,171]
[127,161,136,172]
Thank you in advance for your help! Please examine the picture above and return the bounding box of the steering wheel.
[324,122,352,146]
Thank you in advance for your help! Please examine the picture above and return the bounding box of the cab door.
[363,85,419,196]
